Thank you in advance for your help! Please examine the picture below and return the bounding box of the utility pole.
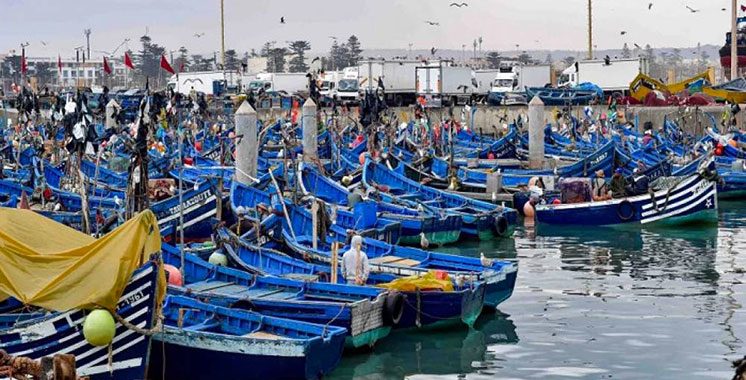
[220,0,226,70]
[587,0,593,60]
[732,0,738,80]
[84,28,91,59]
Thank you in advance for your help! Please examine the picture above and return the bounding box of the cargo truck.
[558,57,648,95]
[357,59,423,106]
[415,63,475,106]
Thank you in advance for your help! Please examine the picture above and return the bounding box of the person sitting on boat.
[609,168,628,199]
[626,168,650,196]
[341,235,370,285]
[592,170,611,201]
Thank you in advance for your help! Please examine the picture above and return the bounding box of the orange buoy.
[729,139,738,148]
[164,264,183,286]
[194,141,203,152]
[552,198,561,205]
[523,201,535,218]
[359,153,366,165]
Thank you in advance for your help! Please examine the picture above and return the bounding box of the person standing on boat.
[341,235,370,285]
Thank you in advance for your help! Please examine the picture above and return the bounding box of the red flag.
[57,54,62,72]
[21,47,27,75]
[160,55,175,74]
[741,4,746,11]
[179,61,185,73]
[124,51,134,70]
[103,56,112,74]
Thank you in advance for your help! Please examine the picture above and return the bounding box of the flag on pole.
[21,47,27,75]
[57,54,62,73]
[741,4,746,12]
[124,51,134,70]
[160,55,175,74]
[103,56,112,74]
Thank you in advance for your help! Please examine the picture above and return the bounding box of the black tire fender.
[494,215,509,237]
[384,290,404,326]
[617,200,636,221]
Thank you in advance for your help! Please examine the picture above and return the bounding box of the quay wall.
[255,105,734,137]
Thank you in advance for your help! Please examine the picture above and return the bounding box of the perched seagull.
[685,6,699,13]
[648,2,653,10]
[280,16,286,24]
[425,20,440,26]
[450,2,468,7]
[193,32,205,38]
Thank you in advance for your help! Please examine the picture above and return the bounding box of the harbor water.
[329,201,746,379]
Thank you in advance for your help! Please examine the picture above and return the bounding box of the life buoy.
[493,215,509,237]
[617,200,635,221]
[384,290,404,326]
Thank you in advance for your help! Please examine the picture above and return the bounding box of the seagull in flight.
[648,3,653,10]
[620,31,627,35]
[280,16,286,24]
[634,43,642,49]
[431,47,438,55]
[193,32,205,38]
[685,6,699,13]
[40,41,47,46]
[425,20,440,26]
[450,2,468,7]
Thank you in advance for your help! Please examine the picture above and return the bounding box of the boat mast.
[587,0,593,60]
[732,0,738,80]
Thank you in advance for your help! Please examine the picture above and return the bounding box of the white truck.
[358,59,422,106]
[487,65,552,93]
[246,72,308,95]
[415,63,475,106]
[333,66,360,104]
[167,71,241,96]
[558,57,648,95]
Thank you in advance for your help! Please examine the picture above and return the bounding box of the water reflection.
[329,313,518,380]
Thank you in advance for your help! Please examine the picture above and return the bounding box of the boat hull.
[535,174,718,226]
[0,264,158,380]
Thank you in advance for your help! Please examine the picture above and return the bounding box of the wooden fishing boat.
[298,163,462,246]
[220,226,488,328]
[160,243,396,349]
[0,209,163,380]
[535,167,718,226]
[525,87,597,106]
[274,203,517,310]
[149,295,347,380]
[362,158,517,239]
[0,263,160,380]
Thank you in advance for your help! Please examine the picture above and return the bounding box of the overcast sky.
[0,0,736,58]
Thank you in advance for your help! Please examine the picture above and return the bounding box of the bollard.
[528,96,545,169]
[302,98,318,163]
[235,100,258,185]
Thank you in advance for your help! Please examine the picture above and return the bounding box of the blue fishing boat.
[160,243,397,349]
[535,169,718,226]
[148,295,347,380]
[273,202,517,310]
[362,158,517,239]
[0,263,160,380]
[298,163,462,246]
[525,86,598,106]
